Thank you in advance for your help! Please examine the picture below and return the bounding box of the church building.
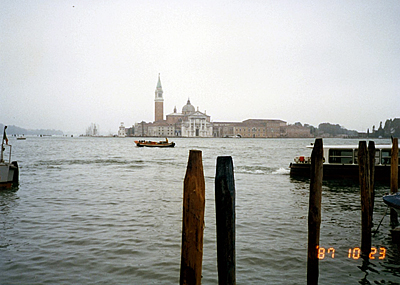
[166,99,212,137]
[143,74,213,137]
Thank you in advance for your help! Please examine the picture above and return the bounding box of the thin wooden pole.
[368,141,375,225]
[359,141,372,257]
[180,150,205,285]
[215,156,236,285]
[390,138,399,227]
[307,138,323,285]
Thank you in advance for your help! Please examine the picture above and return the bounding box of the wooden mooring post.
[180,150,205,285]
[358,141,375,258]
[215,156,236,285]
[368,141,375,217]
[307,138,323,285]
[390,138,399,227]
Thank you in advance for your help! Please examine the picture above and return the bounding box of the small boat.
[17,136,26,140]
[134,138,175,148]
[1,126,19,189]
[383,193,400,215]
[289,143,399,182]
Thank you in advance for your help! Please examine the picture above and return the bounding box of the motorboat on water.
[383,193,400,215]
[0,126,19,189]
[289,143,399,182]
[134,138,175,148]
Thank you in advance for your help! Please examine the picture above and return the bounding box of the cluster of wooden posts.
[178,139,399,284]
[180,150,235,285]
[307,138,399,285]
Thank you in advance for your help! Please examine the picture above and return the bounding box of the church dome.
[182,99,195,114]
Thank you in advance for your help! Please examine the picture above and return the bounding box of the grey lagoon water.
[1,136,399,284]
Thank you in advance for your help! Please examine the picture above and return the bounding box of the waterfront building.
[125,126,135,136]
[118,122,126,137]
[134,120,176,137]
[134,121,149,137]
[213,119,287,138]
[212,122,239,138]
[240,119,287,138]
[147,121,176,137]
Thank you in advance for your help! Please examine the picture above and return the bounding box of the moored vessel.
[383,193,400,215]
[289,143,400,182]
[1,126,19,189]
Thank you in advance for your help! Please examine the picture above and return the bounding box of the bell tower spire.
[154,73,164,122]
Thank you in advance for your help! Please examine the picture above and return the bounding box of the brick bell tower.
[154,73,164,122]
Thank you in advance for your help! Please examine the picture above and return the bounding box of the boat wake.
[272,167,290,175]
[235,166,290,175]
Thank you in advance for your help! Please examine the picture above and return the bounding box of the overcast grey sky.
[1,0,399,134]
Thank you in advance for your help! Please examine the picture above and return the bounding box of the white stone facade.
[181,111,213,137]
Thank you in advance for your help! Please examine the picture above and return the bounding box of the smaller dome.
[182,99,195,114]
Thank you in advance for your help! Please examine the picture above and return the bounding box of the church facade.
[165,100,212,137]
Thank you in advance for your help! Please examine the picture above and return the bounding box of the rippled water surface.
[1,137,399,284]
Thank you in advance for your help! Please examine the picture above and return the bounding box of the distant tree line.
[368,118,400,138]
[294,118,400,138]
[0,123,64,136]
[293,122,358,137]
[317,123,359,137]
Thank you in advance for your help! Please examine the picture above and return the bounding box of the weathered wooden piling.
[358,141,374,257]
[368,141,375,217]
[215,156,236,285]
[390,138,399,227]
[180,150,205,285]
[307,138,323,285]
